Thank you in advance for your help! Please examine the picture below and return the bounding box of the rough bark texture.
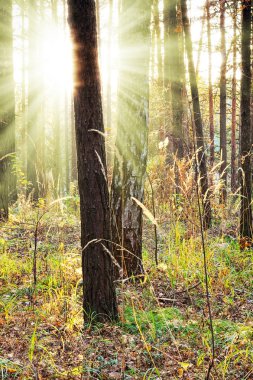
[70,97,77,182]
[63,0,70,193]
[0,1,15,220]
[206,0,214,169]
[68,0,118,321]
[219,0,227,203]
[240,0,252,241]
[111,0,151,278]
[165,0,184,160]
[181,0,212,229]
[231,0,237,193]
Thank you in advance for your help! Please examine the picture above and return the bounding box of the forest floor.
[0,199,252,380]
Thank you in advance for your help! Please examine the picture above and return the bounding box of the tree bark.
[231,0,237,193]
[153,0,163,85]
[68,0,118,321]
[219,0,227,203]
[181,0,212,229]
[206,0,214,169]
[63,0,70,193]
[111,0,151,277]
[0,1,15,220]
[240,0,252,242]
[70,96,77,182]
[165,0,184,159]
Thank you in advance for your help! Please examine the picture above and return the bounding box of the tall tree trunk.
[240,0,252,243]
[63,0,70,193]
[52,0,61,196]
[181,0,212,229]
[153,0,164,150]
[21,0,27,184]
[219,0,227,203]
[196,5,206,77]
[206,0,214,169]
[231,0,237,193]
[70,96,77,182]
[153,0,163,85]
[0,1,15,220]
[68,0,118,321]
[165,0,184,159]
[38,0,46,197]
[111,0,151,277]
[27,0,39,200]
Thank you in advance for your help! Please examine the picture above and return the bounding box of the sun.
[41,23,73,95]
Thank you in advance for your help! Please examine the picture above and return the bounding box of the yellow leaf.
[7,368,17,373]
[179,361,190,370]
[178,368,184,377]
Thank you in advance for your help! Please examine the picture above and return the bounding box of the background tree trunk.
[166,0,184,160]
[111,0,151,278]
[181,0,212,229]
[153,0,163,85]
[231,0,237,193]
[206,0,214,170]
[68,0,118,321]
[240,0,252,242]
[27,0,39,200]
[0,0,15,220]
[52,0,61,196]
[219,0,227,203]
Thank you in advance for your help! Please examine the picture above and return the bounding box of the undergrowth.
[0,197,252,379]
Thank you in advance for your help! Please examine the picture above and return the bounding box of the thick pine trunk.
[111,0,151,278]
[0,1,15,220]
[181,0,212,229]
[63,0,70,193]
[68,0,118,321]
[219,0,227,203]
[240,0,252,242]
[70,97,77,182]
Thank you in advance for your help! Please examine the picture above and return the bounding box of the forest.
[0,0,252,379]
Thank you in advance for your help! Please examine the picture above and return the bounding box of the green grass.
[0,204,252,379]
